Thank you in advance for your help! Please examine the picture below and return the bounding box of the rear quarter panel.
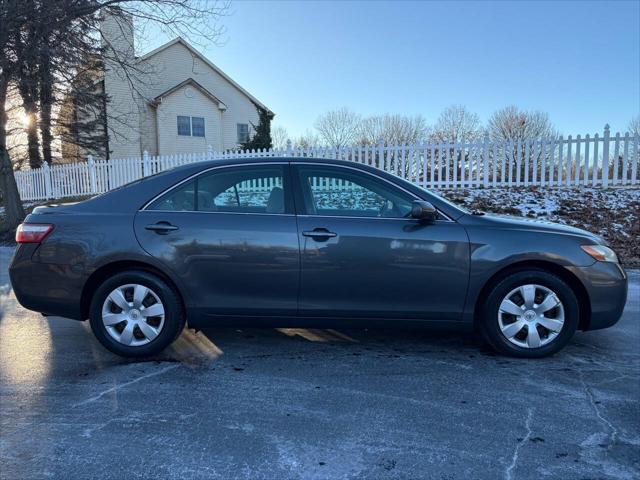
[12,212,160,319]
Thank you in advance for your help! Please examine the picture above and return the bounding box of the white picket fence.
[14,125,640,202]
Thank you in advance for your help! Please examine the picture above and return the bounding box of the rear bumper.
[8,245,85,320]
[569,262,628,331]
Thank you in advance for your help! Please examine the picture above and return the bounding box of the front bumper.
[568,261,628,331]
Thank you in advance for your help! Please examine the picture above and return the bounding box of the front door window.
[296,165,414,218]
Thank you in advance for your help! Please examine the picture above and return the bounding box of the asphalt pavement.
[0,247,638,480]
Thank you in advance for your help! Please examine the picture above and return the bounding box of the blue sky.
[148,0,639,138]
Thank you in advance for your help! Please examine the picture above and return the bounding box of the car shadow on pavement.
[151,324,489,368]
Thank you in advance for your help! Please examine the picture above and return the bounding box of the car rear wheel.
[89,271,184,357]
[480,269,579,358]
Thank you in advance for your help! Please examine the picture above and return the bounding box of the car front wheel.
[480,269,579,358]
[89,271,185,357]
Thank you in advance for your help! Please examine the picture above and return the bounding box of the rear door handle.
[145,222,179,234]
[302,228,337,239]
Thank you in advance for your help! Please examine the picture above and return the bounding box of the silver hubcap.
[498,284,565,349]
[101,284,165,347]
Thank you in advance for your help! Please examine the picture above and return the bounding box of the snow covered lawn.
[440,187,640,266]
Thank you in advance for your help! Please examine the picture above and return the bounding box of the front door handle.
[145,222,179,234]
[302,228,337,240]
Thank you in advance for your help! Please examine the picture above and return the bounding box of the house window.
[177,116,191,136]
[177,116,206,137]
[192,117,205,137]
[237,123,250,144]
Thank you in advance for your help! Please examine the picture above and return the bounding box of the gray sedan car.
[9,158,627,358]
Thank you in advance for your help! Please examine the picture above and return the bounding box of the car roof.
[171,156,369,170]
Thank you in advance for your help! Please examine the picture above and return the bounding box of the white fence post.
[592,133,600,186]
[556,136,563,187]
[286,139,293,157]
[612,132,620,185]
[565,136,572,186]
[87,154,97,194]
[483,135,490,188]
[42,162,53,199]
[632,134,639,185]
[602,125,610,187]
[142,150,150,177]
[207,145,214,160]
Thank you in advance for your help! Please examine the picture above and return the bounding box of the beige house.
[70,13,273,160]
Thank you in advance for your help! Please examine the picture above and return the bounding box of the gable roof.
[138,37,273,115]
[151,78,227,110]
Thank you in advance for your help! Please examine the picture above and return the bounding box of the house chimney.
[99,9,141,159]
[100,10,134,61]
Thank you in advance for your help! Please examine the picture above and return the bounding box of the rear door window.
[148,180,196,211]
[147,165,291,214]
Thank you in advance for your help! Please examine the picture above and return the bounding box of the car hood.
[463,213,604,243]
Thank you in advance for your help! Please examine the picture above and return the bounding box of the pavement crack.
[578,369,619,450]
[505,408,533,480]
[82,418,118,438]
[72,363,180,407]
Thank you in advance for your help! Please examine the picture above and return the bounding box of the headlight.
[581,245,619,263]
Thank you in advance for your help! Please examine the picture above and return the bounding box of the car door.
[134,163,300,318]
[293,163,469,320]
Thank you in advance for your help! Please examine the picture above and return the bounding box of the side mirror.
[410,200,437,223]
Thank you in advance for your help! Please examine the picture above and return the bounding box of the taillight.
[16,223,54,243]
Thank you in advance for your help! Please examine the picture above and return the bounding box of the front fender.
[461,224,597,322]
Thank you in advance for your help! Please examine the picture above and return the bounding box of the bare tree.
[294,130,320,149]
[4,0,231,167]
[629,115,640,137]
[12,9,42,168]
[4,0,95,167]
[1,0,27,230]
[271,125,290,150]
[488,105,558,142]
[314,107,361,148]
[431,105,483,143]
[357,114,429,145]
[1,84,27,232]
[487,106,559,181]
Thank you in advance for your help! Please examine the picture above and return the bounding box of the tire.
[479,269,579,358]
[89,271,185,357]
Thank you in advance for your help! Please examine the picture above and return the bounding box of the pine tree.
[241,106,273,150]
